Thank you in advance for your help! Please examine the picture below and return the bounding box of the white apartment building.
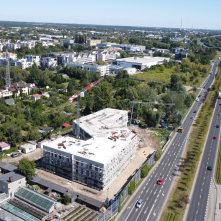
[0,44,3,51]
[67,62,109,76]
[40,57,57,68]
[115,56,170,70]
[0,52,17,60]
[97,50,120,61]
[42,108,138,190]
[14,59,34,69]
[24,55,41,66]
[97,43,146,53]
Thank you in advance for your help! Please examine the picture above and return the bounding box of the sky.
[0,0,221,30]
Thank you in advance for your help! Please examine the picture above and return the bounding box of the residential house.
[0,82,38,99]
[0,142,10,152]
[31,94,41,101]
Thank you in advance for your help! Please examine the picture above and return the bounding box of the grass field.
[160,65,221,221]
[131,67,176,84]
[131,65,210,87]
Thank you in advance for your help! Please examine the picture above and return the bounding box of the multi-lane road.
[184,60,221,221]
[115,60,220,221]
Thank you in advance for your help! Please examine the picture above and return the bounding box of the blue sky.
[0,0,220,30]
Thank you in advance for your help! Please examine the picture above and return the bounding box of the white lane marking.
[146,204,155,221]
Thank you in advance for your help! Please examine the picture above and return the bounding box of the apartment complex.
[67,62,110,76]
[42,108,138,190]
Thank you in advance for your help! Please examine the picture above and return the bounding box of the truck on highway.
[178,126,183,133]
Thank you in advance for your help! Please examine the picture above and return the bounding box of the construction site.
[42,108,139,190]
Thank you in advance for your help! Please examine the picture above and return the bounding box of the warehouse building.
[114,56,170,70]
[42,108,138,190]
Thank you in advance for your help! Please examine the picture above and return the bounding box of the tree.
[141,163,150,178]
[170,74,180,89]
[63,42,69,49]
[162,85,166,93]
[116,70,129,79]
[175,65,180,73]
[63,195,70,205]
[18,158,36,180]
[96,60,106,65]
[155,149,162,161]
[5,124,22,147]
[193,70,200,77]
[67,81,74,92]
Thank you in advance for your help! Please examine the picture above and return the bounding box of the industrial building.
[114,56,170,70]
[42,108,138,190]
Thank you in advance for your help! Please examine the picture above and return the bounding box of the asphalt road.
[115,60,220,221]
[184,60,221,221]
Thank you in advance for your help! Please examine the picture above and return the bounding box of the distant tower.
[5,47,11,87]
[180,19,182,30]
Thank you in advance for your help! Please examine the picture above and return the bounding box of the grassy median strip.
[215,130,221,184]
[160,66,221,221]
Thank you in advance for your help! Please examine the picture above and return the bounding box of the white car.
[196,98,199,102]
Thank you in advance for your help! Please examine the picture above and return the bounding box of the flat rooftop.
[73,108,128,138]
[45,131,136,166]
[116,56,170,64]
[0,172,25,183]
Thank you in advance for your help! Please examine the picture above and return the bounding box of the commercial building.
[67,62,110,76]
[42,108,138,190]
[60,39,75,46]
[0,172,26,196]
[114,56,170,70]
[173,48,188,60]
[97,43,146,53]
[86,39,101,47]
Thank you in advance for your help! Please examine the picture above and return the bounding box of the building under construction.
[42,108,138,190]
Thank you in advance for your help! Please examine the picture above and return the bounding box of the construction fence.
[161,131,173,152]
[93,151,156,221]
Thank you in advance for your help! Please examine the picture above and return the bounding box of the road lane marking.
[146,204,155,221]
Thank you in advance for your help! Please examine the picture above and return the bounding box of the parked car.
[11,152,22,158]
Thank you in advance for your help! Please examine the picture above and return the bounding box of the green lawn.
[131,68,175,84]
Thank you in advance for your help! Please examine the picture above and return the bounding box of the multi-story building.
[60,39,75,46]
[24,55,41,66]
[97,43,146,53]
[173,48,188,60]
[97,50,120,61]
[42,108,138,190]
[86,39,101,47]
[40,57,57,68]
[67,62,109,76]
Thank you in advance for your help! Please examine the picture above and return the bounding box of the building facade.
[42,108,138,190]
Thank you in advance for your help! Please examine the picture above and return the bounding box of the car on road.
[214,136,217,139]
[193,110,197,113]
[191,116,194,119]
[216,125,220,128]
[207,166,213,171]
[157,179,163,185]
[219,113,221,116]
[136,199,143,208]
[198,94,201,97]
[196,98,199,102]
[219,103,221,106]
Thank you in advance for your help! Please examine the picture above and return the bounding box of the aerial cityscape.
[0,1,221,221]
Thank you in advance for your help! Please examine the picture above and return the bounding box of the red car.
[214,136,217,140]
[157,179,163,185]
